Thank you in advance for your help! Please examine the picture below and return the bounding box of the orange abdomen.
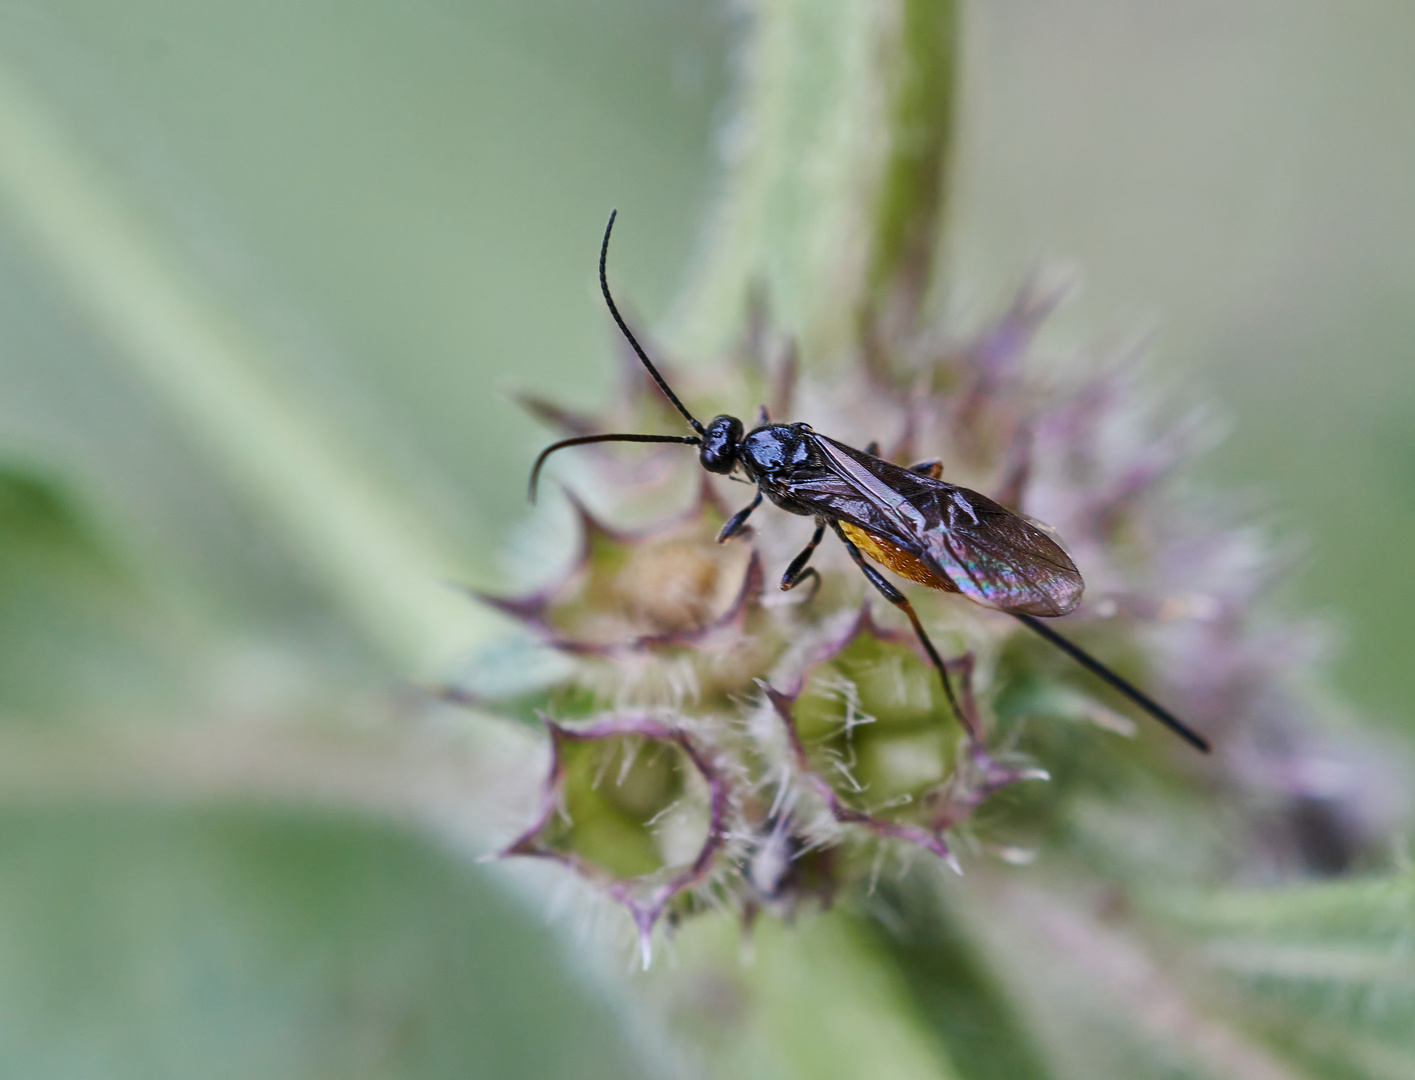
[838,522,959,593]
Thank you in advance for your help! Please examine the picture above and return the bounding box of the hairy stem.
[672,0,957,364]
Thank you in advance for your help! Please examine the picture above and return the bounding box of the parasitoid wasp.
[530,211,1211,754]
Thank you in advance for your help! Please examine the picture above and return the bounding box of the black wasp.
[530,211,1210,754]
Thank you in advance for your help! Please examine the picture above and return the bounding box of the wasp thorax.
[699,414,743,474]
[740,423,813,473]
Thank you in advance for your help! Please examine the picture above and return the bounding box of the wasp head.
[699,415,743,474]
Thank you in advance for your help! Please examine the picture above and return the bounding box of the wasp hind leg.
[828,521,978,744]
[779,521,826,602]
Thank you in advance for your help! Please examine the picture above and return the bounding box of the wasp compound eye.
[699,415,743,474]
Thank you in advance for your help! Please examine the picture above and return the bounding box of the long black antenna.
[528,431,700,502]
[1012,612,1211,753]
[600,210,705,435]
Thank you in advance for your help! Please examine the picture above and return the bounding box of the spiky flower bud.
[451,278,1394,962]
[502,715,728,968]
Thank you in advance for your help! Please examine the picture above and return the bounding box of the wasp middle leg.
[828,521,976,743]
[779,520,826,601]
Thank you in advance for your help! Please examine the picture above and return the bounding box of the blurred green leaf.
[0,805,652,1080]
[0,60,498,674]
[0,461,198,721]
[1152,872,1415,1080]
[904,868,1415,1080]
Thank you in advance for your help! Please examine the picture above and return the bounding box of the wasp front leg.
[718,491,763,543]
[828,521,976,743]
[779,520,826,601]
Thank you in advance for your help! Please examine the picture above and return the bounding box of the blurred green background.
[0,0,1411,1076]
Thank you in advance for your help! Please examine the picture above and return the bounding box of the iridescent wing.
[798,435,1083,616]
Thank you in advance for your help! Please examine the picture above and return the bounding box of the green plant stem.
[672,0,956,364]
[0,63,498,677]
[653,909,962,1080]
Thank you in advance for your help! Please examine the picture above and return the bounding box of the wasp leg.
[864,440,881,457]
[829,521,976,743]
[718,491,763,543]
[908,459,943,479]
[757,404,771,426]
[780,521,826,601]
